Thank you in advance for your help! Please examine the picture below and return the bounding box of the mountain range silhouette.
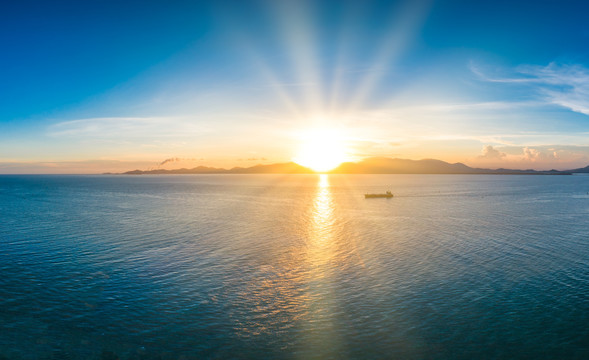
[121,157,589,175]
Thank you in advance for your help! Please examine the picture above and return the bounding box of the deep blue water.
[1,174,588,359]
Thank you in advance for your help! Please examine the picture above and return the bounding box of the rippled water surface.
[1,174,589,359]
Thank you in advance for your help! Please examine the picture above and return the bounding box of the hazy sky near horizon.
[2,0,589,173]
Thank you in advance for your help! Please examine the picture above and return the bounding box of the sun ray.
[272,0,323,114]
[228,34,304,118]
[344,0,432,114]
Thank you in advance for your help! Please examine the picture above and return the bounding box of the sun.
[293,128,349,172]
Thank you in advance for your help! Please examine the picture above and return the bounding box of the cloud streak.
[47,117,206,138]
[473,62,589,116]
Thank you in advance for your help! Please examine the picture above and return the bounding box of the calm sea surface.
[1,174,588,359]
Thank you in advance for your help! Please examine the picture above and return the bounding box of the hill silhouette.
[120,157,578,175]
[123,162,314,175]
[329,157,568,174]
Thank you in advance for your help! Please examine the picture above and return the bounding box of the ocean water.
[1,174,588,359]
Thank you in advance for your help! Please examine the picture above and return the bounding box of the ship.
[364,191,393,199]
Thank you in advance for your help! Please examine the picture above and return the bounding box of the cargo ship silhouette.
[364,191,393,199]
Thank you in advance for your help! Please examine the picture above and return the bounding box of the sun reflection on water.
[300,174,343,355]
[311,174,334,241]
[230,175,349,355]
[308,174,337,267]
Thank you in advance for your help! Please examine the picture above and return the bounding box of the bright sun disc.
[293,128,348,172]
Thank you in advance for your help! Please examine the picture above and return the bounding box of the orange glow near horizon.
[293,128,350,172]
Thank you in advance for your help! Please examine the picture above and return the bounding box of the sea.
[1,174,588,359]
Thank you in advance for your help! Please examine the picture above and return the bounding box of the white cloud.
[466,144,589,170]
[478,145,506,159]
[474,62,589,116]
[522,146,557,162]
[519,63,589,115]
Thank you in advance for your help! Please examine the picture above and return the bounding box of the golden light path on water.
[231,174,369,356]
[300,174,342,355]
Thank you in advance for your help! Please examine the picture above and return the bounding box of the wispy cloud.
[47,117,206,138]
[473,62,589,116]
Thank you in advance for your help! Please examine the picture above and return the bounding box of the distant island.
[114,157,589,175]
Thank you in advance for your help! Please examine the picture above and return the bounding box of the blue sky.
[2,0,589,173]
